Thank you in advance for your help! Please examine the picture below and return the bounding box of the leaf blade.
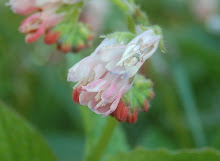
[0,102,57,161]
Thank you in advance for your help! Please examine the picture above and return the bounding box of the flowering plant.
[7,0,165,124]
[2,0,220,161]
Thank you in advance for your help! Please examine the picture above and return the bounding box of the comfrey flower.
[7,0,81,43]
[7,0,60,15]
[19,3,64,43]
[68,28,162,122]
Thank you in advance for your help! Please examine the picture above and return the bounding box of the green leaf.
[0,102,57,161]
[107,148,220,161]
[45,132,84,161]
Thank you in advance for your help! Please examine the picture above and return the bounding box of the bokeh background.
[0,0,220,161]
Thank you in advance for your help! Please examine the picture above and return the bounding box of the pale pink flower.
[7,0,61,15]
[7,0,39,15]
[67,29,161,117]
[19,3,64,43]
[191,0,218,21]
[8,0,81,43]
[80,0,109,33]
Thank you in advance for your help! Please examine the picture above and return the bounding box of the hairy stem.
[86,117,118,161]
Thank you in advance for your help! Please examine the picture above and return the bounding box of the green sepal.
[100,32,135,45]
[122,74,154,110]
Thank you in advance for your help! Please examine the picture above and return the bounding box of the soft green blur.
[0,0,220,161]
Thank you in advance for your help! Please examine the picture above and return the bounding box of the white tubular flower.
[107,29,161,79]
[68,28,162,117]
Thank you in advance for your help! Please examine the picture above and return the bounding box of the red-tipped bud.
[126,109,138,124]
[121,105,129,121]
[44,30,60,45]
[72,88,80,103]
[143,100,150,112]
[149,91,155,100]
[116,102,129,122]
[58,43,71,53]
[111,101,129,122]
[72,43,85,53]
[25,24,45,43]
[87,34,94,41]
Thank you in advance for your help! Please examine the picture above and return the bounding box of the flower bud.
[126,109,138,124]
[44,30,60,44]
[72,88,80,103]
[68,27,161,122]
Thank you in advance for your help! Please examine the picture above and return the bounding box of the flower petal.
[82,79,110,92]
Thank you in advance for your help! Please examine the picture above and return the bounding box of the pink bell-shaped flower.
[68,28,161,118]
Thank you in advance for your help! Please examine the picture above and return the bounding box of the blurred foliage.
[107,148,220,161]
[80,107,129,161]
[0,102,57,161]
[0,0,220,160]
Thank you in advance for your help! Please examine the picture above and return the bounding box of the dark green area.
[0,102,57,161]
[108,148,220,161]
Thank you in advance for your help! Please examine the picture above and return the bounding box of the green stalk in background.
[172,60,206,147]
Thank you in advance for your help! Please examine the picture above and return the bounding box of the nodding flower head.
[7,0,39,15]
[68,28,161,121]
[7,0,62,15]
[8,0,81,44]
[67,38,132,116]
[112,29,161,79]
[19,7,63,43]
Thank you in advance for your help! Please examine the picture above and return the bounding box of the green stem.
[127,14,136,33]
[110,0,136,33]
[86,117,118,161]
[172,61,206,147]
[109,0,149,33]
[109,0,131,13]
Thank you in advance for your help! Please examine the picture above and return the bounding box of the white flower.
[68,28,161,117]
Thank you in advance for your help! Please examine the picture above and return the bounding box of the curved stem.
[86,117,118,161]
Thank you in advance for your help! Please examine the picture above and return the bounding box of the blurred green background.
[0,0,220,161]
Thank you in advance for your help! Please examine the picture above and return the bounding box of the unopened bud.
[126,109,138,124]
[44,30,60,45]
[72,88,80,103]
[58,43,71,53]
[111,101,129,122]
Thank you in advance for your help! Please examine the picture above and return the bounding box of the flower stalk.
[110,0,149,29]
[86,117,118,161]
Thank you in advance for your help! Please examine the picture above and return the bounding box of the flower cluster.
[68,28,162,123]
[7,0,93,53]
[8,0,164,124]
[114,74,154,123]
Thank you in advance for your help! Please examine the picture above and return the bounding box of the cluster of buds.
[111,74,154,123]
[68,26,164,123]
[45,22,93,53]
[8,0,165,124]
[7,0,94,53]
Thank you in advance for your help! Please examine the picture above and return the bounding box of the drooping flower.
[68,38,132,116]
[19,3,64,43]
[7,0,61,15]
[8,0,94,53]
[68,28,161,121]
[7,0,39,15]
[7,0,83,44]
